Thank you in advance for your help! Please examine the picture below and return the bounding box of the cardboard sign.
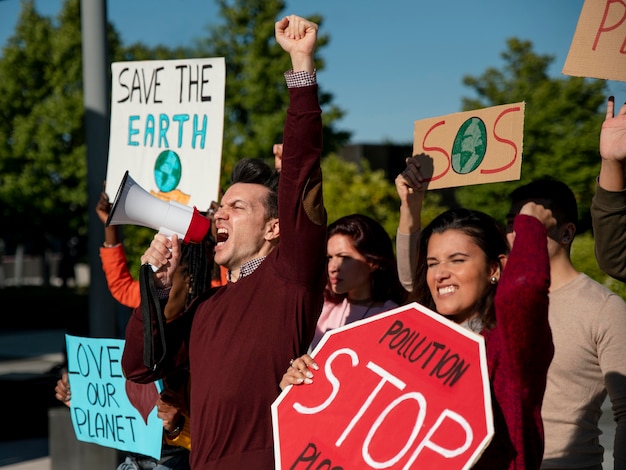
[412,102,525,190]
[106,57,226,210]
[562,0,626,82]
[272,303,493,470]
[65,335,164,460]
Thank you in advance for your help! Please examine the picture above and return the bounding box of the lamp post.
[81,0,115,338]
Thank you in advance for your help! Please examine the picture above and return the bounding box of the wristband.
[165,417,184,439]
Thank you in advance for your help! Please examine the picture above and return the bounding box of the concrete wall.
[48,408,121,470]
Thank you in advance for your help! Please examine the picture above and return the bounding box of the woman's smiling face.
[426,229,496,324]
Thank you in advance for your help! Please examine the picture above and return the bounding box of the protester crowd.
[54,14,626,470]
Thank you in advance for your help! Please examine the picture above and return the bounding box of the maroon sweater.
[122,85,326,469]
[473,215,553,469]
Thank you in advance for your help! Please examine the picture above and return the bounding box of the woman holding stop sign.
[407,203,554,469]
[281,213,406,386]
[389,157,554,469]
[284,200,554,470]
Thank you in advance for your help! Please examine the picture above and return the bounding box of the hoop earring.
[490,276,498,285]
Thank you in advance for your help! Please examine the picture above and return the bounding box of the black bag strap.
[139,263,167,370]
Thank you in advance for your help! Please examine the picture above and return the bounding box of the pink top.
[311,298,398,350]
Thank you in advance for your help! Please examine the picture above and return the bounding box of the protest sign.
[412,102,525,190]
[65,335,163,460]
[272,303,493,470]
[562,0,626,82]
[106,57,226,210]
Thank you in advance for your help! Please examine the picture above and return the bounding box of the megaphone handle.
[150,230,176,273]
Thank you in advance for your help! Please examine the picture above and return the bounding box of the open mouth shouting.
[216,228,229,246]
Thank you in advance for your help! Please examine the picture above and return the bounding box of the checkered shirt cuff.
[284,69,317,88]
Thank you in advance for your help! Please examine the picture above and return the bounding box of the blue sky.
[0,0,623,144]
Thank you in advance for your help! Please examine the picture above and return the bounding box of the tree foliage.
[0,0,352,275]
[0,0,189,259]
[454,38,607,231]
[322,154,399,235]
[571,233,626,301]
[0,0,86,254]
[193,0,350,190]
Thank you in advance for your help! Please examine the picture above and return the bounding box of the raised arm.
[498,202,553,382]
[395,156,427,291]
[598,96,626,192]
[274,15,326,284]
[591,97,626,282]
[96,191,141,308]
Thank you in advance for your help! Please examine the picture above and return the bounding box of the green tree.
[455,38,606,231]
[322,155,398,235]
[0,0,183,270]
[194,0,349,188]
[0,0,87,258]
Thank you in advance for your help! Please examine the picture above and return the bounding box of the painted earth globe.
[451,117,487,175]
[154,150,182,192]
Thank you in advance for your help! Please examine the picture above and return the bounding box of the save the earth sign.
[106,57,226,211]
[272,302,494,469]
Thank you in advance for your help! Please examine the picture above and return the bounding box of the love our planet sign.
[65,335,164,459]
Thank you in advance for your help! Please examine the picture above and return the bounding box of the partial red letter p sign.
[563,0,626,82]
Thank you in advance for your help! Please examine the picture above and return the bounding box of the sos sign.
[271,303,493,470]
[412,102,525,190]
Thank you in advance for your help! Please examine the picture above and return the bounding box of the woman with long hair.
[408,204,554,469]
[310,213,406,350]
[280,214,405,388]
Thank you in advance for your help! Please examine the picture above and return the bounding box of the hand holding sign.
[280,354,318,389]
[65,335,164,460]
[54,372,71,406]
[272,303,493,470]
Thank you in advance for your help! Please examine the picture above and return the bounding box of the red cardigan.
[473,215,553,469]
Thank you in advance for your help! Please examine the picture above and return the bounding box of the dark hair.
[408,208,509,330]
[230,157,279,219]
[325,214,406,305]
[508,178,578,229]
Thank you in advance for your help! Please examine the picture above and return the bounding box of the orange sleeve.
[211,265,228,288]
[99,245,141,308]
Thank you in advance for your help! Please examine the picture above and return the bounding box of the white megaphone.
[106,171,211,244]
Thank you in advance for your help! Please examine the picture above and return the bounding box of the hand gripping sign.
[271,303,493,470]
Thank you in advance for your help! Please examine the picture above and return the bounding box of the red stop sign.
[272,302,493,469]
